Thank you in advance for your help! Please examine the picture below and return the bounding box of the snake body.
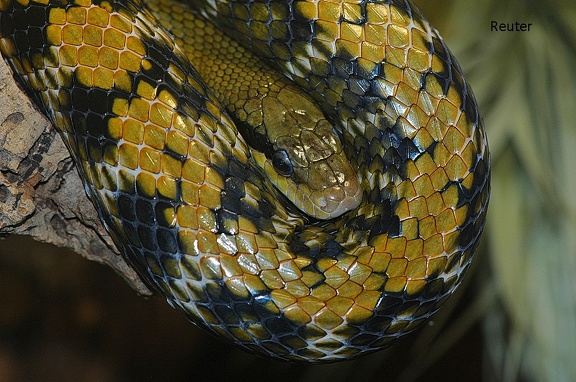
[0,0,489,362]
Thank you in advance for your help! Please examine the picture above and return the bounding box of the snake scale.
[0,0,489,362]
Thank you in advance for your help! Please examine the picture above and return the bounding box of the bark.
[0,59,152,296]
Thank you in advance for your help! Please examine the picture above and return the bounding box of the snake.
[0,0,489,362]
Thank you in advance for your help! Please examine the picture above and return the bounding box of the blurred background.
[1,0,575,380]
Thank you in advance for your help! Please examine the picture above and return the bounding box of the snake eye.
[271,150,293,177]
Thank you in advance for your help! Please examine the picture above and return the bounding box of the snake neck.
[149,0,363,219]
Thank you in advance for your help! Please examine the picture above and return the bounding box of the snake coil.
[0,0,489,362]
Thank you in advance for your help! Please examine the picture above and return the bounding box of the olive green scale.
[0,0,489,362]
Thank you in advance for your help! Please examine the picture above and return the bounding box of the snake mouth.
[312,176,363,219]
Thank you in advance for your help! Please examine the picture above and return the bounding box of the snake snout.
[307,155,363,219]
[314,175,363,219]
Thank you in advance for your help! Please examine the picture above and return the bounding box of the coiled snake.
[0,0,489,362]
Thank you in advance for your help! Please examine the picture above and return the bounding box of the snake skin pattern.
[0,0,489,362]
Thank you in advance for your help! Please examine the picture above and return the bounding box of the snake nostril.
[326,186,343,202]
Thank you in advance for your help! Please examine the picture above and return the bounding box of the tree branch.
[0,59,152,296]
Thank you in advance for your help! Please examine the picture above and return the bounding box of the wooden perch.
[0,59,152,296]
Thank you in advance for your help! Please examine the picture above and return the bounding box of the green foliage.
[419,0,576,380]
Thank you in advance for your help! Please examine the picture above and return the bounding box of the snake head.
[257,119,362,220]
